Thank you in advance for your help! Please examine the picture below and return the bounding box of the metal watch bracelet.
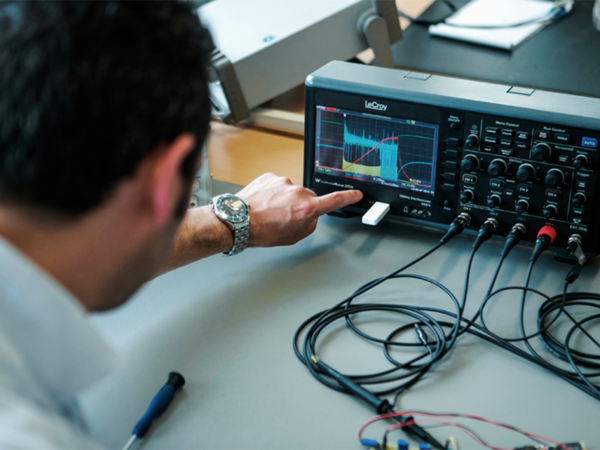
[226,224,249,256]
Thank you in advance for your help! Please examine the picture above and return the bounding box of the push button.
[576,180,589,189]
[490,179,505,189]
[517,184,533,194]
[442,183,456,192]
[501,129,514,137]
[555,133,570,143]
[484,136,498,144]
[558,155,571,163]
[446,137,460,147]
[462,174,477,184]
[582,137,598,149]
[545,188,561,199]
[516,131,530,140]
[535,130,551,140]
[504,189,515,197]
[500,139,513,147]
[485,127,499,134]
[500,149,514,156]
[445,160,458,170]
[515,142,529,150]
[446,149,459,158]
[443,172,457,181]
[482,145,496,153]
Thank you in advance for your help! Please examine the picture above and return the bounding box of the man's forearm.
[162,205,233,273]
[160,174,363,276]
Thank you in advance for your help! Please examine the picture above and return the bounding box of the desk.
[80,216,600,449]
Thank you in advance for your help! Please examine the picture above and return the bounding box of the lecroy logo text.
[365,101,388,111]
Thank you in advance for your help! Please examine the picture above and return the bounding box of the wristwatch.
[210,194,250,256]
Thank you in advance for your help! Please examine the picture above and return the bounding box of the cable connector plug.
[313,358,442,448]
[414,324,429,348]
[566,234,587,284]
[566,234,587,265]
[440,212,471,244]
[566,264,584,284]
[472,217,499,251]
[360,438,380,448]
[500,223,526,258]
[530,226,557,263]
[312,357,391,414]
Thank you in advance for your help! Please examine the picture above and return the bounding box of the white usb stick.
[362,202,390,226]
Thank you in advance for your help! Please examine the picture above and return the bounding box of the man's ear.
[150,133,197,224]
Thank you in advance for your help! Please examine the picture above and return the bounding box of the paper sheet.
[429,0,560,50]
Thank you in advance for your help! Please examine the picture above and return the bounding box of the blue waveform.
[343,123,398,181]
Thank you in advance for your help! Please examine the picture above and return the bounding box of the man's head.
[0,1,213,215]
[0,1,214,309]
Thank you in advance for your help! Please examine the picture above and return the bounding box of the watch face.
[216,195,249,223]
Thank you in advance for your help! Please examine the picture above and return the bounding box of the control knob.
[574,154,588,170]
[466,134,479,148]
[516,163,536,183]
[487,194,501,208]
[532,143,552,162]
[543,204,558,219]
[487,158,508,177]
[461,154,480,172]
[460,189,474,204]
[515,199,529,214]
[573,192,587,208]
[545,168,565,187]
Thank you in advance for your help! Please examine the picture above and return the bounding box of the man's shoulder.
[0,386,105,450]
[0,328,104,450]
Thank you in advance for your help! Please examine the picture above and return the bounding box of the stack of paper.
[429,0,561,50]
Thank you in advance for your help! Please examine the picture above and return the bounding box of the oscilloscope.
[304,61,600,258]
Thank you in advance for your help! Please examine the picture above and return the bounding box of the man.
[0,2,362,448]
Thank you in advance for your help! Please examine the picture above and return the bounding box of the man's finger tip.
[351,190,363,200]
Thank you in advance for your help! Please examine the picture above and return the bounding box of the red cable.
[358,411,571,450]
[387,418,509,450]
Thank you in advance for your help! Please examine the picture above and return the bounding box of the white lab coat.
[0,237,117,449]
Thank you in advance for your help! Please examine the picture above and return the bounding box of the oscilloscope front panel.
[304,61,600,257]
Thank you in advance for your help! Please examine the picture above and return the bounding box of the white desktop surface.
[80,215,600,449]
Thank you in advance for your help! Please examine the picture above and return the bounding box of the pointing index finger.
[314,190,363,217]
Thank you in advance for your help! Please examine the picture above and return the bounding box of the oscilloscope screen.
[314,106,439,196]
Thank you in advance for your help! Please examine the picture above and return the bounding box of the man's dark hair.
[0,1,213,215]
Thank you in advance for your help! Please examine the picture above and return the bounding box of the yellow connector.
[385,445,420,450]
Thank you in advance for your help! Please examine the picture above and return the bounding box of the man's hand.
[236,173,363,247]
[162,173,362,274]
